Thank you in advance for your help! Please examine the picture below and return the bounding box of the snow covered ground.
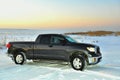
[0,35,120,80]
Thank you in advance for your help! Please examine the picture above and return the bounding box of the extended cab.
[6,34,102,71]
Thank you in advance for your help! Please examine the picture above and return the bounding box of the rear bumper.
[88,56,102,65]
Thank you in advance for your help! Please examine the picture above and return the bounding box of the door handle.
[49,44,53,47]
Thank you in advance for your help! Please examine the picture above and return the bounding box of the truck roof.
[38,34,64,36]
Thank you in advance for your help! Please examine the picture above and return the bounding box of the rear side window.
[51,36,65,44]
[39,35,51,44]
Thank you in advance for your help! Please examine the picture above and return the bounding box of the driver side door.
[49,35,69,60]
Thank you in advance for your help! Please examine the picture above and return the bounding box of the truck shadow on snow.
[26,61,120,76]
[26,60,71,70]
[25,60,109,71]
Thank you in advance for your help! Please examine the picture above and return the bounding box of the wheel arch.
[12,48,27,60]
[69,50,89,63]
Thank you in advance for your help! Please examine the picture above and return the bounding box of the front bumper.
[88,56,102,65]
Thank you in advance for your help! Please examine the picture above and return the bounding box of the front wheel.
[14,52,26,65]
[70,55,85,71]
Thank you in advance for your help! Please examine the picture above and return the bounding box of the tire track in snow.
[86,70,120,80]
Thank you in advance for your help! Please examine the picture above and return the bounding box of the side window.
[40,35,50,44]
[51,36,65,45]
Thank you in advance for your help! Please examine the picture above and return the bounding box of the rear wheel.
[70,55,85,71]
[14,52,26,65]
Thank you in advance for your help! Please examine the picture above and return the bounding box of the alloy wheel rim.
[73,58,82,69]
[16,54,23,63]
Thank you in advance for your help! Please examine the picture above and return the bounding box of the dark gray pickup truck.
[6,34,102,71]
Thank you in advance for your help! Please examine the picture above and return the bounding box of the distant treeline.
[65,31,120,36]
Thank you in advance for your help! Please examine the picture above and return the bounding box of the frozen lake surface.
[0,35,120,80]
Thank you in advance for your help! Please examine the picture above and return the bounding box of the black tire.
[14,52,25,65]
[70,55,85,71]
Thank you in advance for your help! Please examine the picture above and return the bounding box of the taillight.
[6,43,11,49]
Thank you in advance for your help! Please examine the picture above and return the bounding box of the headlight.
[87,47,95,52]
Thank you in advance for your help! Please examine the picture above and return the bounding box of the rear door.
[34,35,51,59]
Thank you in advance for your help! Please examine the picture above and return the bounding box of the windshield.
[65,36,77,43]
